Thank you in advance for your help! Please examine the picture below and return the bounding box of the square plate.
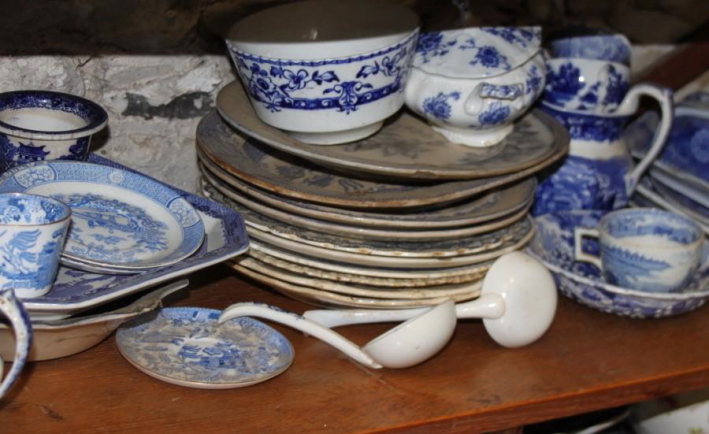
[21,155,249,320]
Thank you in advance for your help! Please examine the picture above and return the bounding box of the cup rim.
[598,207,705,250]
[0,192,72,227]
[545,56,630,72]
[0,90,108,140]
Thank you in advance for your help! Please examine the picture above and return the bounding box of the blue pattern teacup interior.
[574,208,704,293]
[0,90,108,173]
[548,34,631,66]
[0,193,71,298]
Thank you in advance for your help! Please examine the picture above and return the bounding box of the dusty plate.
[116,307,294,389]
[236,256,483,299]
[250,240,494,279]
[198,110,567,209]
[200,151,534,228]
[203,181,531,259]
[233,264,481,309]
[216,81,569,180]
[201,171,530,241]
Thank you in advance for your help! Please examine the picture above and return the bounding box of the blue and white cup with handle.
[0,193,71,298]
[573,208,705,293]
[0,288,32,399]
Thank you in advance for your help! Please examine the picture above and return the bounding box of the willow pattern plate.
[233,264,481,309]
[200,171,530,241]
[198,110,567,209]
[236,256,483,299]
[249,240,494,279]
[216,81,569,180]
[200,152,534,228]
[117,307,294,389]
[0,161,205,271]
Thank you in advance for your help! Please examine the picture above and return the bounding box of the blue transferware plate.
[116,307,294,389]
[527,211,709,318]
[649,167,709,215]
[19,155,249,320]
[0,160,205,271]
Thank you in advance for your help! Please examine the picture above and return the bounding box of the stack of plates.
[198,81,570,309]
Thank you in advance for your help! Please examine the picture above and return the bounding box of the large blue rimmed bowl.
[527,210,709,318]
[225,0,420,145]
[0,90,108,172]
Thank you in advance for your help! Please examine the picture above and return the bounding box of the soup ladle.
[303,252,557,348]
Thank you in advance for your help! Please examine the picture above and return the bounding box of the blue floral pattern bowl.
[528,211,709,318]
[0,90,108,173]
[405,27,545,147]
[225,0,419,145]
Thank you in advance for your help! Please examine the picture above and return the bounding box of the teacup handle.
[573,227,603,270]
[614,83,674,195]
[0,288,32,398]
[464,82,524,117]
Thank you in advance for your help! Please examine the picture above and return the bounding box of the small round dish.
[216,81,568,180]
[0,161,205,271]
[116,307,294,389]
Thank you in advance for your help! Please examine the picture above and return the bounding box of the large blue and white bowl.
[225,0,419,145]
[527,211,709,318]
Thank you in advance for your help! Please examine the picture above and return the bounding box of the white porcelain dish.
[225,0,419,145]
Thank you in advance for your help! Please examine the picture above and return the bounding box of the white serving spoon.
[304,251,558,348]
[218,299,456,369]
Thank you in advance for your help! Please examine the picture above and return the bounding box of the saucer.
[116,307,294,389]
[200,152,534,228]
[198,110,566,209]
[216,81,568,180]
[528,211,709,318]
[201,171,530,241]
[0,161,205,271]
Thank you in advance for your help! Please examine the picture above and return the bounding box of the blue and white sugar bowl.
[226,0,419,145]
[405,27,545,147]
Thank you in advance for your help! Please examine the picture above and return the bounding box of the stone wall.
[0,0,703,191]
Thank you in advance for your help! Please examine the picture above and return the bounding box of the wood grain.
[3,265,709,434]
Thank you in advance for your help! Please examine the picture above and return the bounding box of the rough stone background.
[0,0,705,191]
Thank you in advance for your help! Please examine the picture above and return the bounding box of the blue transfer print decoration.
[481,27,539,47]
[415,32,458,63]
[116,307,293,386]
[459,38,511,70]
[478,102,511,126]
[422,92,460,121]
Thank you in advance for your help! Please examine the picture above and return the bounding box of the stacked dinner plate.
[197,81,570,309]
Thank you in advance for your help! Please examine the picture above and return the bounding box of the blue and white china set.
[0,0,707,396]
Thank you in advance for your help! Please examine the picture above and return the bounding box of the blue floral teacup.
[0,193,71,298]
[543,58,629,114]
[549,34,631,66]
[574,208,704,293]
[0,90,108,173]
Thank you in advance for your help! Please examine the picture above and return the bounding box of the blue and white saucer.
[116,307,294,389]
[0,161,205,272]
[527,211,709,318]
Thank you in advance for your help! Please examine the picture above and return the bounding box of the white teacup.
[574,208,704,293]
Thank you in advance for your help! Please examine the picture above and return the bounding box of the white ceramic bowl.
[225,0,420,145]
[405,27,545,147]
[633,389,709,434]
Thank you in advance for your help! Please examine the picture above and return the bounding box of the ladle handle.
[219,303,383,369]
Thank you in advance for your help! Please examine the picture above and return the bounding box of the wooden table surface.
[2,265,709,434]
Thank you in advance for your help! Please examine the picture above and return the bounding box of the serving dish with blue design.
[527,211,709,318]
[18,155,249,320]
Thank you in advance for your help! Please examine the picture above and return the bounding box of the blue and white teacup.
[574,208,704,293]
[0,90,108,173]
[548,34,631,66]
[543,58,629,114]
[0,193,71,298]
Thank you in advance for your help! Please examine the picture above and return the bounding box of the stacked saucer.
[197,81,570,309]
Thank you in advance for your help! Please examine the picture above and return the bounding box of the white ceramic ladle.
[304,252,558,348]
[218,299,456,369]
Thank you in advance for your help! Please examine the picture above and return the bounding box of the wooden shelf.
[3,265,709,433]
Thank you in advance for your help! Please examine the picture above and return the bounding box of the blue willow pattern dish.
[116,307,294,389]
[227,32,417,114]
[527,211,709,318]
[20,155,249,319]
[0,161,205,270]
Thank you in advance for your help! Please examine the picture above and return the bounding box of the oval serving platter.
[0,161,205,271]
[216,80,569,180]
[197,110,568,209]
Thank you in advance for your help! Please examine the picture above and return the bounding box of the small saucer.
[116,307,294,389]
